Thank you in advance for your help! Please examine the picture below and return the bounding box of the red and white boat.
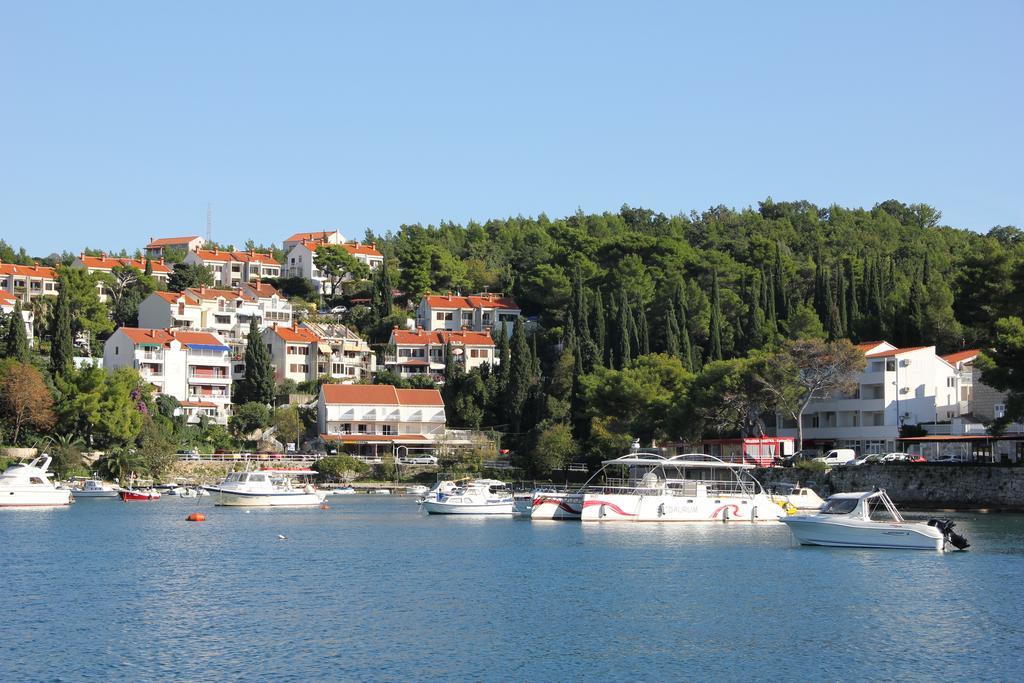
[119,489,161,501]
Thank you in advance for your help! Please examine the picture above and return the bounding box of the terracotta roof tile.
[117,328,225,348]
[285,230,341,243]
[424,293,518,310]
[865,346,930,358]
[270,325,321,343]
[320,384,444,406]
[391,329,495,346]
[146,236,201,247]
[79,255,172,273]
[941,349,980,364]
[0,263,58,279]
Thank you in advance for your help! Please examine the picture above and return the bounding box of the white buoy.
[277,534,287,540]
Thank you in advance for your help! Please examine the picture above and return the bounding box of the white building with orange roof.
[0,261,59,303]
[71,253,172,301]
[183,248,281,287]
[103,327,233,424]
[144,235,205,258]
[262,322,374,384]
[317,383,446,459]
[385,327,497,380]
[776,340,962,455]
[282,229,344,254]
[283,240,383,295]
[0,290,34,346]
[416,292,520,333]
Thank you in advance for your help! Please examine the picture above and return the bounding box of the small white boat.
[370,489,392,496]
[205,470,324,507]
[329,486,356,496]
[405,485,429,497]
[782,489,970,551]
[0,455,73,507]
[418,480,458,505]
[178,487,209,498]
[772,483,826,512]
[71,479,122,499]
[422,479,514,515]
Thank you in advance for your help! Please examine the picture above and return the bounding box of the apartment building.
[415,292,520,333]
[144,236,205,258]
[262,322,375,384]
[0,290,34,346]
[776,341,961,454]
[385,327,497,380]
[182,249,282,287]
[283,240,383,295]
[71,254,172,301]
[317,383,446,459]
[0,262,59,303]
[103,328,233,424]
[282,230,344,254]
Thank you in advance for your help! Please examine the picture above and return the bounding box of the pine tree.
[708,271,723,361]
[504,317,531,433]
[5,300,29,361]
[236,317,275,405]
[50,286,74,378]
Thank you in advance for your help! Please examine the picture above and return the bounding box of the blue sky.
[1,1,1021,255]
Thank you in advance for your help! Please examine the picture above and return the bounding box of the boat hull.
[530,492,584,520]
[782,517,944,550]
[0,489,73,507]
[207,488,323,507]
[120,491,161,501]
[422,500,514,515]
[72,490,120,498]
[579,492,784,522]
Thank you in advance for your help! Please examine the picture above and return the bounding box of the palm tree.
[50,433,85,478]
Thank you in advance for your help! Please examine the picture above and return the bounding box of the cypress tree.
[605,294,618,368]
[665,300,680,357]
[708,271,723,362]
[372,256,395,320]
[572,267,591,346]
[907,279,925,344]
[6,300,29,361]
[494,322,510,393]
[860,255,872,314]
[836,265,849,337]
[774,243,788,320]
[237,317,275,405]
[745,281,765,352]
[504,317,531,433]
[845,259,859,340]
[679,304,694,372]
[616,293,632,369]
[761,267,777,334]
[824,268,843,340]
[144,258,153,278]
[591,288,605,365]
[50,286,74,378]
[636,302,649,356]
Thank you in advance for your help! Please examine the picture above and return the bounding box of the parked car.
[329,305,348,314]
[848,453,882,466]
[402,456,438,466]
[813,449,857,467]
[931,453,969,464]
[880,452,911,463]
[907,454,927,463]
[779,450,819,467]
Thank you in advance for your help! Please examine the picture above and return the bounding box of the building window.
[358,424,367,434]
[995,404,1006,420]
[382,424,394,435]
[885,359,896,372]
[341,423,351,434]
[436,311,453,321]
[947,377,956,388]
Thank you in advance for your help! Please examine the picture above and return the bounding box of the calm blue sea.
[1,496,1022,682]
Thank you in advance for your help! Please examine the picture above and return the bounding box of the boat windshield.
[819,498,859,514]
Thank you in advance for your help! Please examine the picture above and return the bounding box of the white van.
[814,448,857,467]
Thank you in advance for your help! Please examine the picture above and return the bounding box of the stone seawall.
[754,465,1024,511]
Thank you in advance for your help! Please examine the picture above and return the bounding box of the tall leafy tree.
[503,317,531,433]
[977,316,1024,427]
[315,245,370,299]
[844,258,859,340]
[5,300,29,361]
[708,271,723,361]
[235,317,275,405]
[50,284,74,377]
[371,255,395,320]
[0,362,56,445]
[773,242,788,320]
[167,262,214,292]
[590,289,606,365]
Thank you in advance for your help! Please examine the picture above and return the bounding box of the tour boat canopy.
[599,453,756,469]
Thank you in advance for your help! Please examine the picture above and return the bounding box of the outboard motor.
[928,519,970,551]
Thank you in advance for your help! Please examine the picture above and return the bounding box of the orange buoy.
[186,512,206,522]
[319,502,330,510]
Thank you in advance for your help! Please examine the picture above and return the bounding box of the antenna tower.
[206,203,213,243]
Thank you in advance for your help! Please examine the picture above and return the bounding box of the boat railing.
[589,477,759,497]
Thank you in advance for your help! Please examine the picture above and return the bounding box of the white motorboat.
[418,480,459,505]
[71,479,122,499]
[772,483,826,512]
[204,469,325,507]
[781,489,970,551]
[422,479,514,515]
[579,453,784,522]
[405,485,429,497]
[178,487,209,498]
[0,455,73,507]
[329,486,356,496]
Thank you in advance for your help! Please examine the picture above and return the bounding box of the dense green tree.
[504,317,531,433]
[371,255,395,319]
[315,244,370,299]
[167,262,214,292]
[229,401,272,438]
[976,317,1024,427]
[100,264,156,328]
